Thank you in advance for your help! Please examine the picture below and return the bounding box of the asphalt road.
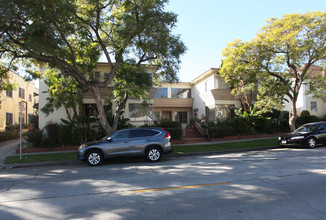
[0,146,326,220]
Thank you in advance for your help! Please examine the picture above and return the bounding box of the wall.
[0,70,39,131]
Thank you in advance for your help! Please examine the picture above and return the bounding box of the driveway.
[0,139,20,164]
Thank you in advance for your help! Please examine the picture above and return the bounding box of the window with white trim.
[311,101,317,112]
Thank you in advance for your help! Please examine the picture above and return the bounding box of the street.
[0,147,326,220]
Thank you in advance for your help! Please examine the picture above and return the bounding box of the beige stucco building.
[38,64,326,130]
[0,70,39,131]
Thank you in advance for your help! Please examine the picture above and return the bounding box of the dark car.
[78,127,173,166]
[278,121,326,148]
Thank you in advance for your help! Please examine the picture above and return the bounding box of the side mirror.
[107,137,112,142]
[319,128,325,132]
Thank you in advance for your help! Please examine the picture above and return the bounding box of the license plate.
[282,140,287,144]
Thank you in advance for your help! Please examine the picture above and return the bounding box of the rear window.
[130,129,160,138]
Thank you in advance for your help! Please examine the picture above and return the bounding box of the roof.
[190,68,220,84]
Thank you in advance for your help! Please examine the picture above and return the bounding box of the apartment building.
[0,70,39,131]
[38,63,326,130]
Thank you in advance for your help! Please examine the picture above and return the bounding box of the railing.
[195,120,209,138]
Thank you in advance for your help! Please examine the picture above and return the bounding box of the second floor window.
[6,113,13,126]
[6,90,13,98]
[311,101,317,112]
[155,88,168,98]
[19,88,25,99]
[171,88,191,98]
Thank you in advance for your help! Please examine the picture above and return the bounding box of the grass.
[172,138,278,154]
[4,138,278,164]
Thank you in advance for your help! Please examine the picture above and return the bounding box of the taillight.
[162,128,171,139]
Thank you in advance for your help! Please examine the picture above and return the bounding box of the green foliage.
[221,11,326,131]
[159,121,181,128]
[0,130,19,142]
[164,127,182,140]
[0,66,16,93]
[306,70,326,102]
[41,69,83,122]
[149,120,182,140]
[300,110,310,117]
[208,126,236,138]
[60,117,97,145]
[25,129,43,146]
[42,123,62,147]
[295,115,321,128]
[0,0,186,134]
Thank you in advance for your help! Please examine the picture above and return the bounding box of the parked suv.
[78,127,173,166]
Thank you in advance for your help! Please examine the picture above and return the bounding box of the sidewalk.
[0,138,20,165]
[0,136,280,169]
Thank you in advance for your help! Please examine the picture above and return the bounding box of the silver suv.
[78,127,173,166]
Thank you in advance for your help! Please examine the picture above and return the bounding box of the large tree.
[221,12,326,131]
[0,0,186,134]
[221,39,286,116]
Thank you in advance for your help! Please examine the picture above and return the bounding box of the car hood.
[283,131,311,138]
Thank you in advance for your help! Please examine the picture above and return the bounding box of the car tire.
[146,147,162,162]
[307,137,317,148]
[86,150,103,166]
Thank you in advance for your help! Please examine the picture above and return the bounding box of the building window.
[311,101,317,112]
[206,107,216,122]
[171,88,191,98]
[19,88,25,99]
[129,103,152,122]
[216,104,235,120]
[154,112,160,122]
[6,90,13,98]
[175,112,187,123]
[94,72,100,81]
[29,94,32,102]
[154,88,168,98]
[104,72,110,80]
[6,113,13,126]
[83,104,98,119]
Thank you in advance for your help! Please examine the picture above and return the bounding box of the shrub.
[295,115,321,128]
[25,129,43,146]
[208,126,236,138]
[156,121,182,140]
[43,122,62,147]
[159,121,181,128]
[164,127,183,140]
[58,126,74,145]
[300,110,310,117]
[0,130,19,142]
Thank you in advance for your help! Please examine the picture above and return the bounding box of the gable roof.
[190,68,220,84]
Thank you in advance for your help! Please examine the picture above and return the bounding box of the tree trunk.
[91,87,112,135]
[112,93,129,132]
[289,98,297,131]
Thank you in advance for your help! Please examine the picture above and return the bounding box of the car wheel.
[307,137,317,148]
[146,147,162,162]
[86,150,103,166]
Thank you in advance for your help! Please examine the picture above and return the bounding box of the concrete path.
[0,138,20,164]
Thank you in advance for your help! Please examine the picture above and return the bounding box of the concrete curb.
[1,145,280,169]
